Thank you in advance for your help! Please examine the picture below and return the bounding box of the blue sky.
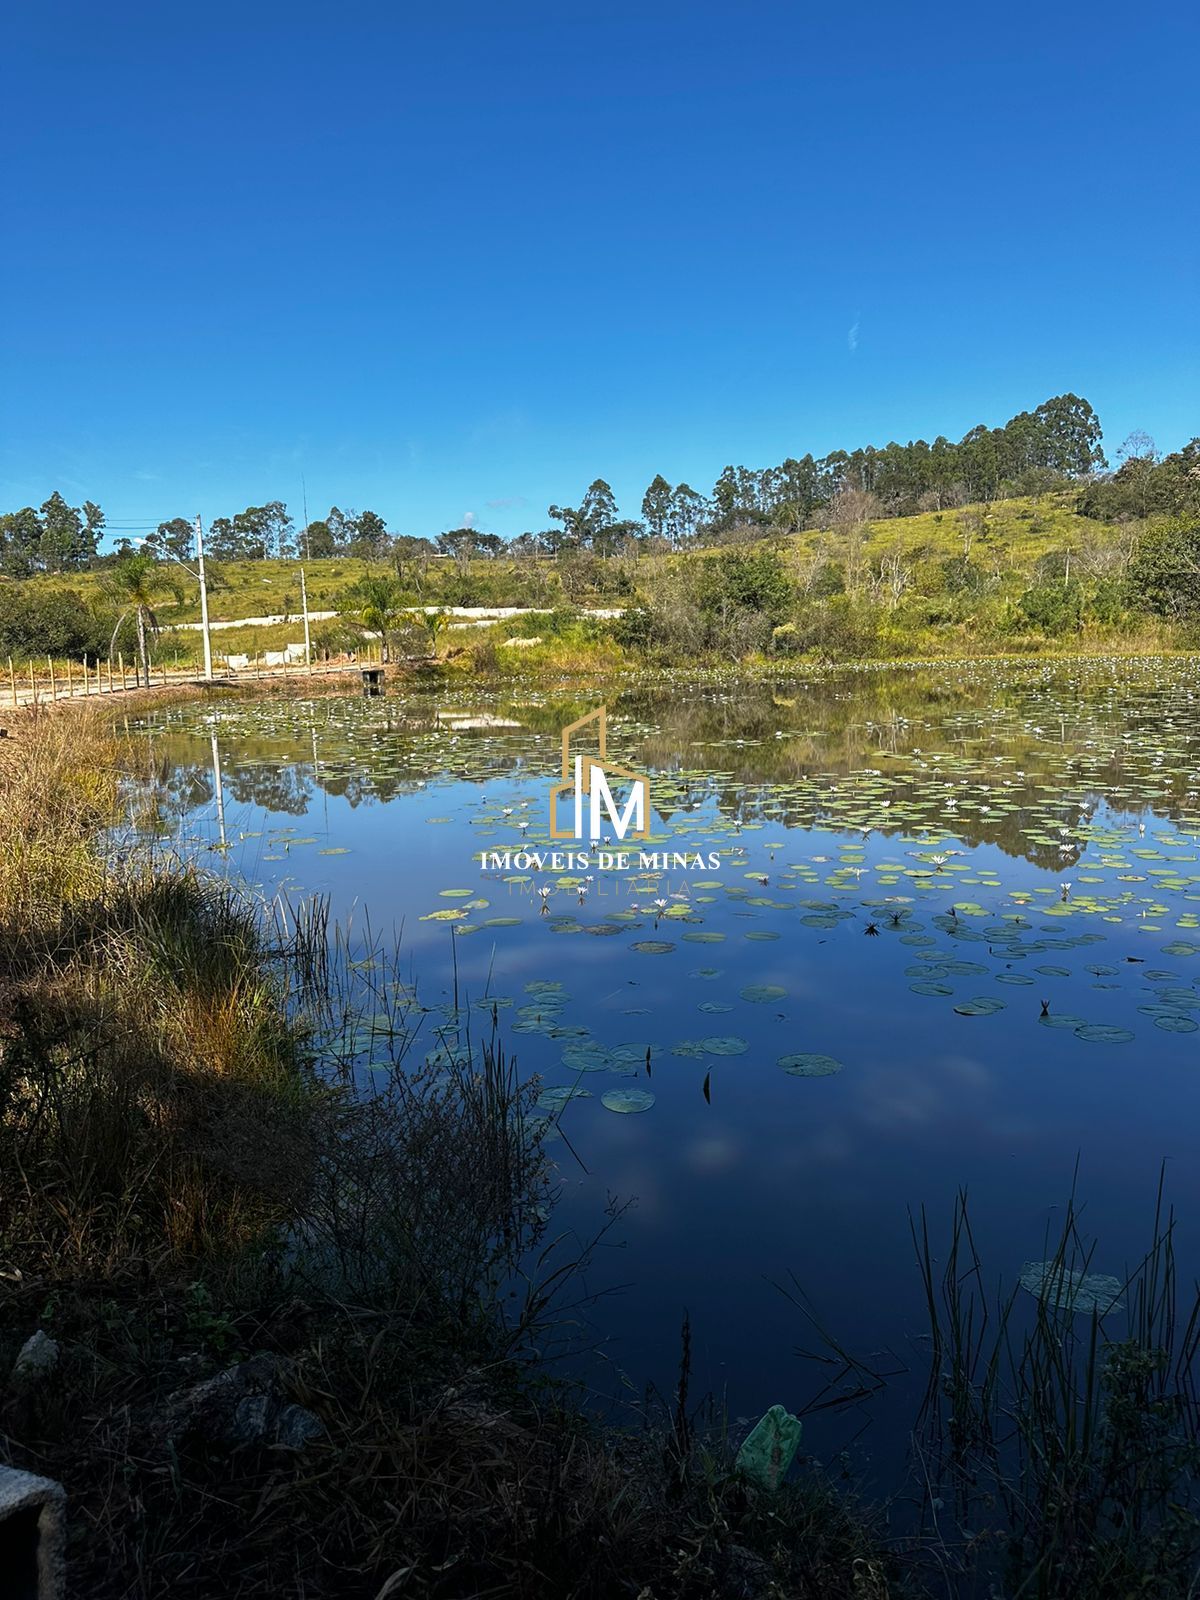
[3,0,1196,543]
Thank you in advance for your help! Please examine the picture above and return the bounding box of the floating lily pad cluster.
[139,660,1200,1094]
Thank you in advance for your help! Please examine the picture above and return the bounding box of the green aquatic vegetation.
[779,1052,843,1076]
[600,1088,655,1113]
[535,1084,594,1111]
[1019,1260,1125,1316]
[740,983,786,1002]
[561,1042,612,1071]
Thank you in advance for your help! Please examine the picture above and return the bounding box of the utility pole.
[210,724,227,851]
[195,515,214,682]
[300,565,312,667]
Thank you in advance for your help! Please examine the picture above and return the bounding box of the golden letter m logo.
[549,706,650,842]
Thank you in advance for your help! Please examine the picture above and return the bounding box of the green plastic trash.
[735,1403,803,1491]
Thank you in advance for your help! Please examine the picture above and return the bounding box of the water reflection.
[124,660,1200,1479]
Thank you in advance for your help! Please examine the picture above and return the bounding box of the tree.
[392,535,435,593]
[102,552,169,684]
[774,456,822,528]
[437,528,480,573]
[641,475,673,542]
[326,507,354,551]
[1018,578,1084,635]
[82,501,105,555]
[412,607,449,656]
[0,507,43,576]
[150,518,195,563]
[1034,393,1107,476]
[208,502,293,560]
[579,479,618,547]
[545,505,582,555]
[349,509,389,558]
[511,531,546,559]
[668,484,705,547]
[0,586,109,658]
[1128,519,1200,621]
[1114,431,1160,521]
[1079,438,1200,523]
[39,492,86,573]
[601,519,645,555]
[350,574,404,662]
[698,548,793,622]
[302,519,336,558]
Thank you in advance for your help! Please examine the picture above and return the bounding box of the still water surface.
[130,660,1200,1473]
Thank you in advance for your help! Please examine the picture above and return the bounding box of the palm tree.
[103,552,168,686]
[418,608,448,657]
[352,575,404,663]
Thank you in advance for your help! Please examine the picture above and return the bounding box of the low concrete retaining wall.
[0,1466,65,1599]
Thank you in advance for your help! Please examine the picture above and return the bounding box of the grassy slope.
[12,493,1165,674]
[20,555,384,624]
[787,491,1107,566]
[18,494,1115,625]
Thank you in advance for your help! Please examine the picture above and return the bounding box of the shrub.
[789,595,880,660]
[312,618,367,658]
[940,555,987,595]
[1017,579,1085,635]
[698,547,793,622]
[0,584,111,659]
[1128,519,1200,620]
[810,559,846,597]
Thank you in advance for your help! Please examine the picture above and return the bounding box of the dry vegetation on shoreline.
[3,709,1200,1598]
[0,710,910,1599]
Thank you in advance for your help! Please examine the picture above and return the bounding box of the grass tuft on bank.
[0,707,908,1599]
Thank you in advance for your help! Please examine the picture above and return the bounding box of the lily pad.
[701,1035,749,1056]
[953,997,1006,1016]
[600,1089,655,1114]
[1019,1261,1125,1316]
[779,1053,843,1077]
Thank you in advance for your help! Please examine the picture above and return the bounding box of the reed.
[907,1175,1200,1596]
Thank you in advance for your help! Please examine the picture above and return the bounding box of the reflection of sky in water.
[127,666,1200,1482]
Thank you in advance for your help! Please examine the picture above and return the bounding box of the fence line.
[3,640,388,709]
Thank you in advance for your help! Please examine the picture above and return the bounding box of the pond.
[126,658,1200,1481]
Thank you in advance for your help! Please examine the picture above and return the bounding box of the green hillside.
[2,491,1197,675]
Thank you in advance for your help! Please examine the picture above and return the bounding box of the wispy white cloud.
[847,315,860,354]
